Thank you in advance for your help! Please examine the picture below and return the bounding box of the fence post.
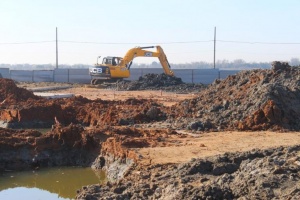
[68,69,70,83]
[192,69,194,83]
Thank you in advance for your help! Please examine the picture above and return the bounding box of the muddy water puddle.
[33,128,52,134]
[0,166,106,200]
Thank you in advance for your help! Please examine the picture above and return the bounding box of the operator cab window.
[103,58,112,65]
[112,58,117,66]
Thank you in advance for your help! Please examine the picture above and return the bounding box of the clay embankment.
[0,124,101,172]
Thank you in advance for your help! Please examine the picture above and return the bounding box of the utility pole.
[213,27,216,69]
[56,27,58,69]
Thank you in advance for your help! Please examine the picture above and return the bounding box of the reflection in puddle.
[0,166,106,199]
[0,187,67,200]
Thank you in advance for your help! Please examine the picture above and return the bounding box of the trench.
[0,123,134,199]
[0,166,106,199]
[0,124,103,199]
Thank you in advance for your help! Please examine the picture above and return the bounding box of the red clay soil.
[71,97,166,126]
[0,93,167,128]
[0,78,41,104]
[0,78,167,127]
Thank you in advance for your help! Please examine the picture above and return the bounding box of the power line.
[0,41,55,45]
[1,39,300,45]
[217,40,300,45]
[58,40,213,44]
[59,40,300,45]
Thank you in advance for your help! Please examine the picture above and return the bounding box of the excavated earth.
[169,62,300,131]
[2,63,298,131]
[0,78,167,128]
[0,124,172,172]
[114,73,206,93]
[0,61,300,199]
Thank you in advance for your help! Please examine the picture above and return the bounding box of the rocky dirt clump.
[169,62,300,131]
[115,73,206,92]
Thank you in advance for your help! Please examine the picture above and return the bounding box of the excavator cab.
[90,56,129,85]
[102,57,121,66]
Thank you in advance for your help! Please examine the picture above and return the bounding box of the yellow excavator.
[89,46,174,85]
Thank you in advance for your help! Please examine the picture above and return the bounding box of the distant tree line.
[1,58,299,70]
[132,59,272,70]
[132,57,300,69]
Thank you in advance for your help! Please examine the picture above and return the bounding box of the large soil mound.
[0,78,40,104]
[170,62,300,131]
[116,73,206,92]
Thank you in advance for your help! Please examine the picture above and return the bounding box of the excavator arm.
[119,46,174,76]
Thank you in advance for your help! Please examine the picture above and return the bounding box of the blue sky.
[0,0,299,65]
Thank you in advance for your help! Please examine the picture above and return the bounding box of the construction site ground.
[2,64,299,199]
[17,82,300,165]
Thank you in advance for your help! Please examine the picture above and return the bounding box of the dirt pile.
[71,97,167,127]
[115,73,206,92]
[76,145,300,199]
[169,62,300,131]
[0,78,40,104]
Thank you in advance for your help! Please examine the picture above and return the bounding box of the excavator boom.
[120,46,174,76]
